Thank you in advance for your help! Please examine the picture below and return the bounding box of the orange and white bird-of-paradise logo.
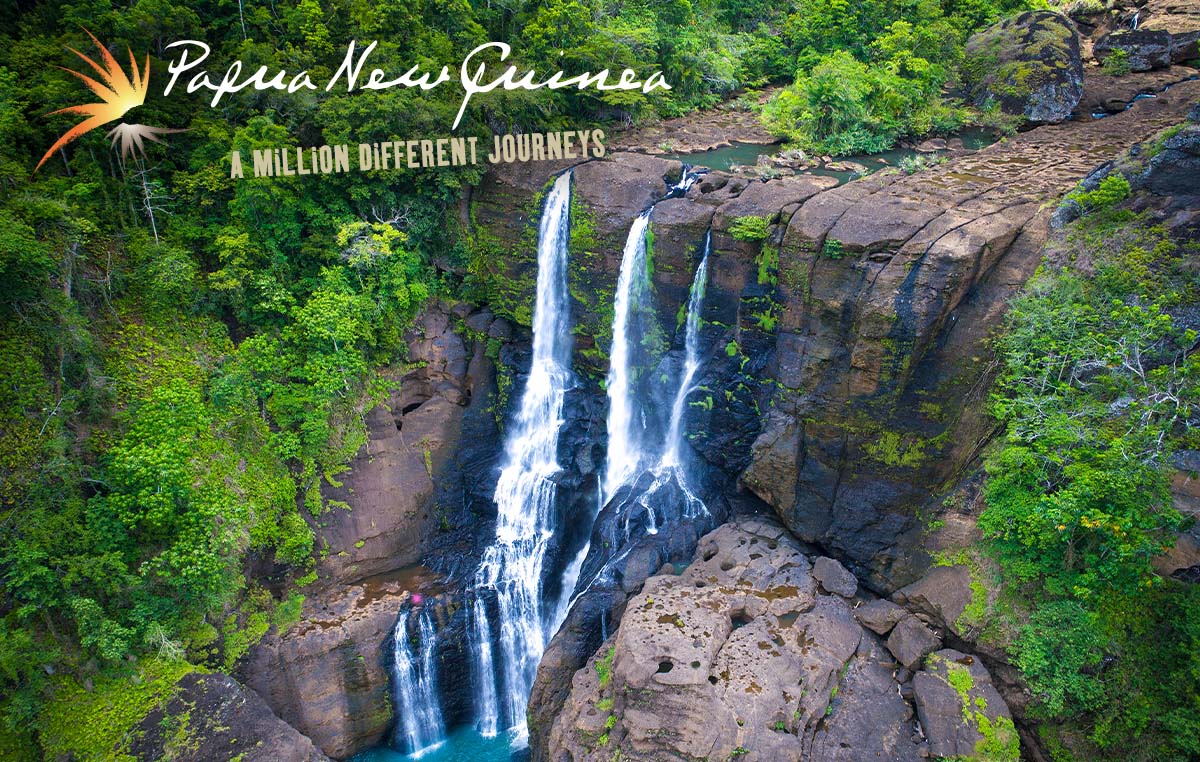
[36,29,183,171]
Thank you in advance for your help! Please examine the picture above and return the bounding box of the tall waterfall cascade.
[399,167,714,758]
[601,171,709,523]
[391,609,446,756]
[470,170,575,743]
[601,210,654,503]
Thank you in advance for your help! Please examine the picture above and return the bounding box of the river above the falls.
[664,127,997,183]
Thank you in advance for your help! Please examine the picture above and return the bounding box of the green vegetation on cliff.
[982,187,1200,760]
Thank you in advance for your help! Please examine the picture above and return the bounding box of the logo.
[37,30,182,171]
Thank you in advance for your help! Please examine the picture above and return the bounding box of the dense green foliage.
[758,0,1037,154]
[0,0,781,750]
[982,187,1200,760]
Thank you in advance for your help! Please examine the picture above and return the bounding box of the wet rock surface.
[1078,66,1198,115]
[542,519,1008,762]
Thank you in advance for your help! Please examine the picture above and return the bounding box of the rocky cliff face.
[237,301,506,759]
[544,518,1017,762]
[472,78,1200,598]
[466,75,1200,762]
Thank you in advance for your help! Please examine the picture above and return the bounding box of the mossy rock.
[963,11,1084,125]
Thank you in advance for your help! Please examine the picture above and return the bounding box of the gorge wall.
[467,75,1200,762]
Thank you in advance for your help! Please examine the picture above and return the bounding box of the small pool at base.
[351,726,524,762]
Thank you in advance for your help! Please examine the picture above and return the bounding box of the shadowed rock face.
[962,11,1084,125]
[312,303,494,586]
[544,519,1014,762]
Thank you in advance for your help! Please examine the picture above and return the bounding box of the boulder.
[963,11,1084,125]
[893,565,974,636]
[541,520,931,762]
[913,650,1018,759]
[813,556,859,598]
[854,599,910,635]
[131,673,330,762]
[1139,124,1200,196]
[886,616,942,669]
[1095,30,1174,71]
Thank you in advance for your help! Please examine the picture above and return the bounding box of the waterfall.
[662,231,710,472]
[391,609,446,756]
[602,210,654,503]
[471,170,574,742]
[601,169,699,505]
[623,231,711,535]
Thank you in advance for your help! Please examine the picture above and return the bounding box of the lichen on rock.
[962,10,1085,125]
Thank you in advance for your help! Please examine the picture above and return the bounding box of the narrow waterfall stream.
[602,172,700,504]
[652,231,711,513]
[470,170,575,744]
[601,210,654,503]
[391,609,446,756]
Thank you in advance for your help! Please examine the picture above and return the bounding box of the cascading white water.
[662,231,710,473]
[601,211,654,503]
[391,609,446,756]
[601,172,699,505]
[620,231,711,535]
[471,170,574,742]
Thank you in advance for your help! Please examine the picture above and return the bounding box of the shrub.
[1068,174,1131,213]
[822,238,846,259]
[1101,49,1132,76]
[729,215,771,241]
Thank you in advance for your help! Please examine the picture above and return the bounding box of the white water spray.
[470,171,574,743]
[391,609,446,756]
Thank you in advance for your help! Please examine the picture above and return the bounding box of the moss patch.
[38,659,196,762]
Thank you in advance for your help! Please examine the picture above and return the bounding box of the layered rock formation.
[544,519,1016,762]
